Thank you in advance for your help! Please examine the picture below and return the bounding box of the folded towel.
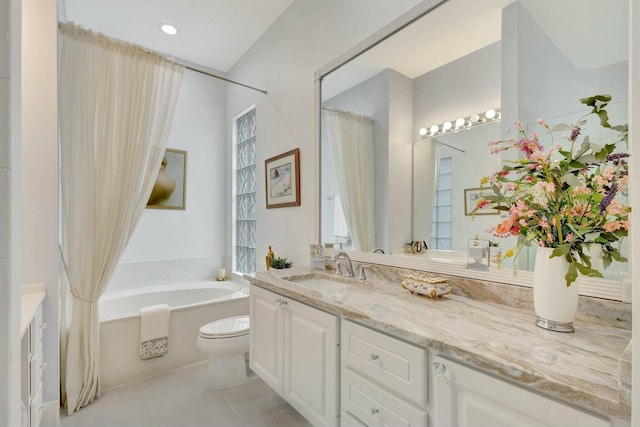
[139,304,170,360]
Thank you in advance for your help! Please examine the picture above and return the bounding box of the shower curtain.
[323,108,376,252]
[58,23,184,414]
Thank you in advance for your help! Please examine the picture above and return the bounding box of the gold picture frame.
[147,148,187,210]
[265,148,301,208]
[464,187,498,216]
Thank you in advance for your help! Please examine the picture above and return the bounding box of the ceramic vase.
[533,247,579,332]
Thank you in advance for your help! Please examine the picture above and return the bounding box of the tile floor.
[59,363,313,427]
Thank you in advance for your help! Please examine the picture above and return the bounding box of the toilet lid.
[199,315,250,338]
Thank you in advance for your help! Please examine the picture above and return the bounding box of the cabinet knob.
[41,362,48,370]
[370,407,380,417]
[432,361,447,377]
[370,353,379,362]
[40,322,48,330]
[282,300,288,309]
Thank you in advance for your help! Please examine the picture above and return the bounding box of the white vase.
[533,246,579,332]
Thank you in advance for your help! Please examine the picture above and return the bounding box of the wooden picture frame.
[464,187,498,216]
[265,148,301,208]
[147,148,187,210]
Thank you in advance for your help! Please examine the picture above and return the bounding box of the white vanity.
[20,284,46,427]
[246,268,630,427]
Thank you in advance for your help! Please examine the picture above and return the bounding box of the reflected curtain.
[59,23,184,414]
[323,108,376,251]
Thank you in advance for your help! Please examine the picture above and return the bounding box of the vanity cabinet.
[341,319,428,427]
[21,302,46,427]
[433,356,610,427]
[249,285,339,427]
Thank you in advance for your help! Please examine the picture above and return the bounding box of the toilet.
[197,315,250,390]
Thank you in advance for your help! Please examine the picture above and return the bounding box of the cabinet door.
[249,285,284,394]
[433,356,610,427]
[283,298,339,427]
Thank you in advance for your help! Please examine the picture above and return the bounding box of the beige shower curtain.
[58,23,184,414]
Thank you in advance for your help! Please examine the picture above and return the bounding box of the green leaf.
[562,173,582,187]
[565,262,579,287]
[580,94,612,107]
[575,262,603,278]
[568,160,587,169]
[596,110,611,128]
[551,244,571,258]
[550,123,572,132]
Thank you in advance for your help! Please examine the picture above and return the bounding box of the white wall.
[1,0,18,423]
[226,0,422,270]
[21,0,58,409]
[108,70,228,293]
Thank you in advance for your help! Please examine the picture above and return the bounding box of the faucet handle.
[358,265,366,281]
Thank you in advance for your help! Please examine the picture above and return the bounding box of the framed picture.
[265,148,301,208]
[147,148,187,210]
[464,187,498,216]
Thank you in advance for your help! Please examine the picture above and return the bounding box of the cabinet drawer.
[341,320,427,406]
[341,411,367,427]
[342,368,428,427]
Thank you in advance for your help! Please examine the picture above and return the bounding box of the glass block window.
[431,156,452,250]
[234,108,256,273]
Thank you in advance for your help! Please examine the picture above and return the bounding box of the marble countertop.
[245,267,631,421]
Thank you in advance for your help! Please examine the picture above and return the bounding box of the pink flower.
[530,130,538,139]
[539,218,549,229]
[603,222,622,232]
[515,120,523,130]
[537,117,545,126]
[564,232,575,243]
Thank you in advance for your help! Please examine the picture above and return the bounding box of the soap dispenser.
[309,244,325,270]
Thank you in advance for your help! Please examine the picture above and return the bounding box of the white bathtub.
[99,279,249,390]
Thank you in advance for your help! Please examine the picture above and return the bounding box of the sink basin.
[287,276,352,292]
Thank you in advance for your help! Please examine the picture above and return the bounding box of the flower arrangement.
[474,95,629,286]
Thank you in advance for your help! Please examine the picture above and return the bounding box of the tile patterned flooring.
[59,363,312,427]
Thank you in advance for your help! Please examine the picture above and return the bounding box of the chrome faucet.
[372,248,385,254]
[333,251,354,277]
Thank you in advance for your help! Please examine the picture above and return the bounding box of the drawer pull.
[432,361,447,377]
[40,322,48,330]
[370,353,379,362]
[370,407,380,417]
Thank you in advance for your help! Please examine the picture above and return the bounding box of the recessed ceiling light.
[160,23,178,36]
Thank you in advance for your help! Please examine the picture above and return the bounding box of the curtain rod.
[182,64,267,95]
[58,21,268,95]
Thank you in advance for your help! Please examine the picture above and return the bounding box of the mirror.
[319,0,629,281]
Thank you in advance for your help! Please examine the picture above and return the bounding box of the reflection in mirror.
[319,0,629,282]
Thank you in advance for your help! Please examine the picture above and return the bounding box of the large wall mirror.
[318,0,629,297]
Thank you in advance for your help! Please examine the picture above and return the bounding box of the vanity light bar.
[419,108,501,138]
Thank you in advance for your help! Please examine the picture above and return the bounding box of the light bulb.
[429,125,439,135]
[442,121,452,131]
[470,113,481,123]
[419,127,428,136]
[160,23,178,35]
[455,118,465,128]
[485,109,496,119]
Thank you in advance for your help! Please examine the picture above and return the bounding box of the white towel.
[139,304,170,360]
[334,195,349,238]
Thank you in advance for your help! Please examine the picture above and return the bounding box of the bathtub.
[99,279,249,390]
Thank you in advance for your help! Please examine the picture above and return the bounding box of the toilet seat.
[199,315,250,339]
